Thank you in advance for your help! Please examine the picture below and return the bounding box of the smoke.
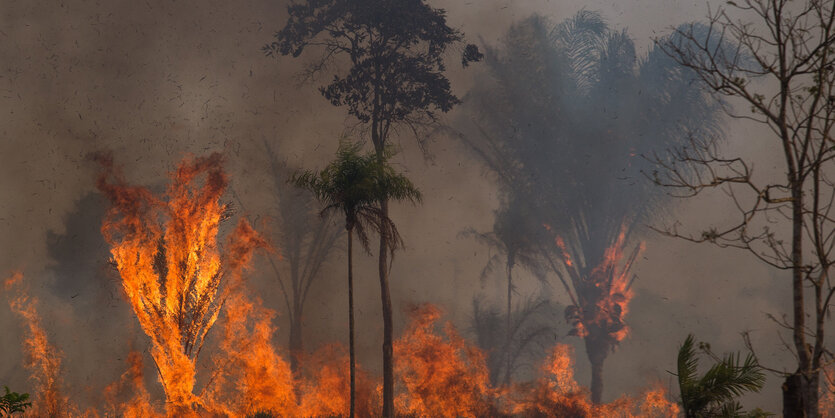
[0,0,819,414]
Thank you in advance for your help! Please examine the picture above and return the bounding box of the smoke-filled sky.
[0,0,819,413]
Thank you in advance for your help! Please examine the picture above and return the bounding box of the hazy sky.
[0,0,816,412]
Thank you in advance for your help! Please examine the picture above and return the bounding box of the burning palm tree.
[94,153,269,415]
[461,10,722,403]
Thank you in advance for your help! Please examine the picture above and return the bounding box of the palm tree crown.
[292,140,421,254]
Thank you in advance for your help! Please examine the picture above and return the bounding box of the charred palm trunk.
[288,310,303,373]
[504,259,514,386]
[585,326,609,404]
[347,225,356,418]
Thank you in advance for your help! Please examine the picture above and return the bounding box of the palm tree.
[470,295,560,385]
[263,140,343,373]
[463,198,547,385]
[292,140,420,418]
[676,334,768,417]
[461,10,723,403]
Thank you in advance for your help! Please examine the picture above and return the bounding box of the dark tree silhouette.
[462,197,548,385]
[460,11,722,403]
[265,3,480,415]
[260,140,342,373]
[470,295,560,386]
[293,140,420,418]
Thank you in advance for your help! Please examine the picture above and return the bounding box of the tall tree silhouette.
[293,140,421,418]
[261,140,343,373]
[460,11,722,403]
[462,197,547,385]
[470,295,560,385]
[265,3,479,415]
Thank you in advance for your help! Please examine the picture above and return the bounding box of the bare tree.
[655,2,835,415]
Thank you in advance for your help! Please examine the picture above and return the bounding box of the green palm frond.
[292,139,420,257]
[676,334,768,418]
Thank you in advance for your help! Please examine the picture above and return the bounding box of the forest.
[0,0,833,417]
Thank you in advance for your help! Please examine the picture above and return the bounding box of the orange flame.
[587,225,641,343]
[298,345,380,417]
[511,343,679,417]
[393,304,497,417]
[6,154,682,417]
[3,272,73,416]
[103,351,160,417]
[96,153,268,415]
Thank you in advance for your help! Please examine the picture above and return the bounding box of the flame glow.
[3,272,73,416]
[3,155,686,417]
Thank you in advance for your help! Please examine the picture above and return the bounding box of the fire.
[586,225,641,343]
[201,292,297,416]
[511,344,679,417]
[393,304,496,417]
[95,152,270,415]
[103,351,159,417]
[298,345,379,417]
[821,366,835,416]
[556,223,640,343]
[4,154,682,417]
[3,272,73,416]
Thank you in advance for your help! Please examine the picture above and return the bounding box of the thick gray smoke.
[0,0,816,413]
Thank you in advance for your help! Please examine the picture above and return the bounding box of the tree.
[265,2,479,414]
[0,386,32,415]
[260,140,343,373]
[463,197,548,385]
[470,295,560,386]
[655,1,835,415]
[676,334,768,417]
[292,140,421,418]
[459,11,722,403]
[96,153,268,414]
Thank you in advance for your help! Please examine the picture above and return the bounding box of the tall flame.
[4,154,686,417]
[95,152,267,415]
[393,304,496,417]
[3,272,73,416]
[103,351,159,417]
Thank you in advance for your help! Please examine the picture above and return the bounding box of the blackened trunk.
[288,312,303,374]
[379,199,394,418]
[585,331,608,404]
[348,228,356,418]
[504,260,513,386]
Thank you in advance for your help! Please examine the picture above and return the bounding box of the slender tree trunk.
[288,310,303,374]
[784,175,819,417]
[504,260,513,386]
[348,227,356,418]
[378,199,394,418]
[371,112,394,417]
[585,329,608,404]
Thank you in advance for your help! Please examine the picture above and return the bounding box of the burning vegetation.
[2,0,834,416]
[2,154,687,417]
